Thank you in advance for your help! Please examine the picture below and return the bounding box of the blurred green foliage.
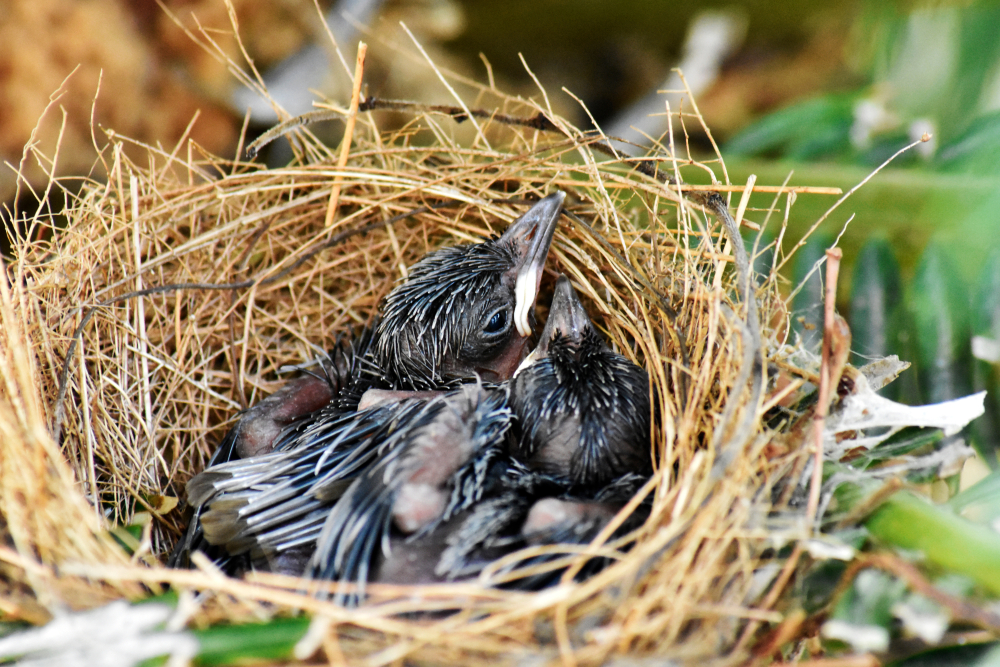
[718,1,1000,462]
[728,1,1000,170]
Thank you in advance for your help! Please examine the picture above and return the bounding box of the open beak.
[514,275,593,376]
[502,191,565,337]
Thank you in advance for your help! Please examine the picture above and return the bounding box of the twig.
[709,308,760,478]
[325,42,367,228]
[806,248,843,530]
[245,96,838,218]
[833,478,903,531]
[830,552,1000,634]
[748,609,806,663]
[733,544,805,656]
[769,657,880,667]
[679,184,841,195]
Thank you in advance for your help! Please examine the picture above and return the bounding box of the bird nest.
[0,75,840,664]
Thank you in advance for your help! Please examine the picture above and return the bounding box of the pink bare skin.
[357,388,443,411]
[392,483,448,534]
[476,332,532,383]
[235,375,334,458]
[390,391,480,535]
[521,498,620,545]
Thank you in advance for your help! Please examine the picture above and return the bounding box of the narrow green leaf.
[949,469,1000,525]
[849,427,944,470]
[942,6,1000,134]
[849,238,903,358]
[192,616,311,666]
[908,245,972,404]
[724,95,855,160]
[885,641,1000,667]
[938,111,1000,175]
[866,491,1000,595]
[849,238,908,399]
[972,248,1000,465]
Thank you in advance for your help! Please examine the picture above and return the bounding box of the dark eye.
[483,308,509,336]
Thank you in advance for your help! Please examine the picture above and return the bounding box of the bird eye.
[483,308,509,336]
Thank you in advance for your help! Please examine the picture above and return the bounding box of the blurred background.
[2,0,999,460]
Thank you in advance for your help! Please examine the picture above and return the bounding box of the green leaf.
[866,490,1000,595]
[791,232,835,350]
[0,621,31,639]
[908,244,972,404]
[885,641,1000,667]
[824,568,905,652]
[848,427,944,471]
[724,95,856,160]
[849,238,904,368]
[834,568,905,627]
[938,111,1000,175]
[972,248,1000,465]
[191,617,311,666]
[949,469,1000,525]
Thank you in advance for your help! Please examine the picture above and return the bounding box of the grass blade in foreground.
[866,490,1000,596]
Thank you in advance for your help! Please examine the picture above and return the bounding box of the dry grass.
[0,56,844,664]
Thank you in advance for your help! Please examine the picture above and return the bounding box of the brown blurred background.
[0,0,857,205]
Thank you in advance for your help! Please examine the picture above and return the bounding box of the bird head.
[510,275,651,487]
[374,191,564,390]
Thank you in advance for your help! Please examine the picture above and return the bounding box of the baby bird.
[509,274,652,487]
[210,331,376,464]
[374,467,649,590]
[170,192,564,569]
[168,333,373,570]
[174,387,505,578]
[372,190,566,390]
[310,276,653,595]
[225,190,565,461]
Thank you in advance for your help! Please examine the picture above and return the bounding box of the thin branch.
[806,248,843,529]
